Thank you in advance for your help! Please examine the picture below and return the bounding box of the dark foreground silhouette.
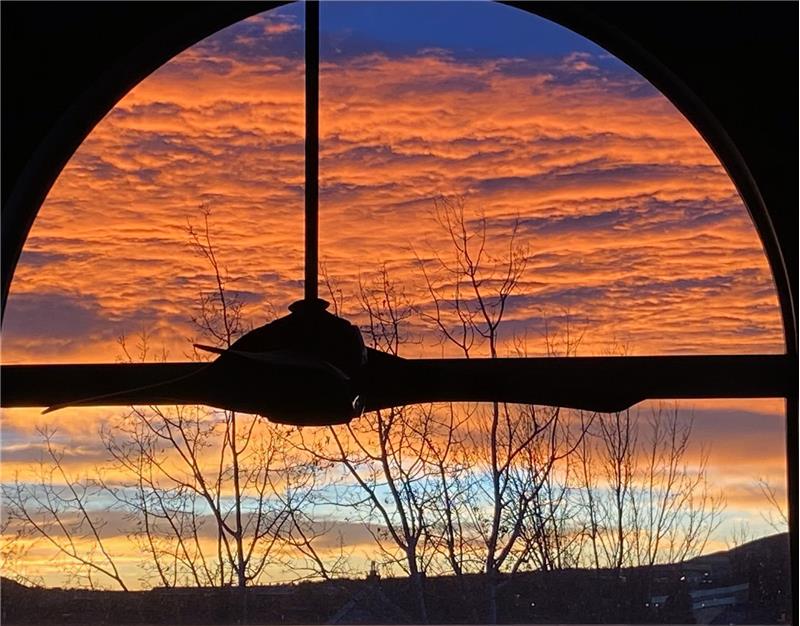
[1,533,790,625]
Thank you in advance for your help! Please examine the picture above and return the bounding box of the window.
[1,3,789,624]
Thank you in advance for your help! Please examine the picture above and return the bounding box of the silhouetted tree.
[756,476,788,533]
[3,209,326,592]
[97,208,310,589]
[510,329,592,573]
[296,267,435,623]
[3,428,129,590]
[577,403,723,574]
[417,196,589,623]
[0,505,40,587]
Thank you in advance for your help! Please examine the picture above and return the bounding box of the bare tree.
[727,520,753,550]
[577,403,724,578]
[594,408,638,573]
[509,326,592,574]
[99,402,294,588]
[514,420,587,572]
[0,513,40,586]
[98,208,301,589]
[756,477,788,533]
[632,405,724,568]
[416,196,592,623]
[3,208,325,592]
[3,428,129,590]
[411,402,472,581]
[297,267,436,622]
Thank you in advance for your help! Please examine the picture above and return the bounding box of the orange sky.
[0,4,788,588]
[2,8,784,362]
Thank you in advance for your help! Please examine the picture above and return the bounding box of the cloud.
[264,21,300,37]
[15,250,72,268]
[8,39,783,355]
[2,292,128,358]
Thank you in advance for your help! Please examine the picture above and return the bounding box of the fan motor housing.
[205,299,367,425]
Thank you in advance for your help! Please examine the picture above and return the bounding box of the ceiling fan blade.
[193,343,228,356]
[360,351,792,413]
[1,362,209,411]
[3,350,789,423]
[193,343,350,379]
[0,354,357,425]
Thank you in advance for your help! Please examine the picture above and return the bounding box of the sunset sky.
[0,2,788,587]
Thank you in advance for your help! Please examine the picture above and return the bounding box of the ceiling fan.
[0,2,790,426]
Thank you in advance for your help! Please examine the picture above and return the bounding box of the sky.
[0,2,788,587]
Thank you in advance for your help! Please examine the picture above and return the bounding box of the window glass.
[5,4,306,363]
[318,1,783,358]
[1,4,789,624]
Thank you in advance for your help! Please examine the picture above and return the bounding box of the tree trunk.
[408,554,428,623]
[486,570,498,624]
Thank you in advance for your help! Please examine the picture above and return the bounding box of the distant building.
[681,553,732,585]
[652,582,749,624]
[327,586,410,624]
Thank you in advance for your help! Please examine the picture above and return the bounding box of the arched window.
[4,3,784,359]
[1,3,791,616]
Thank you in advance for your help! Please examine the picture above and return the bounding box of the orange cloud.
[5,46,783,362]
